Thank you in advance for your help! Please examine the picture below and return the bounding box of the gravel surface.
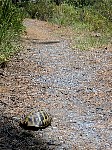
[0,19,112,150]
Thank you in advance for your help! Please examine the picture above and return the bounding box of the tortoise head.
[19,119,28,129]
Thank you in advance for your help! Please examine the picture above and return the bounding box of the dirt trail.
[0,19,112,150]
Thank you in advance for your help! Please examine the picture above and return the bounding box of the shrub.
[93,0,112,22]
[23,0,55,21]
[0,0,24,63]
[82,7,111,32]
[51,4,79,26]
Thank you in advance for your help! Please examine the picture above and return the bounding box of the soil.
[0,19,112,150]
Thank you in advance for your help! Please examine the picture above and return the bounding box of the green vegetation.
[0,0,111,64]
[20,0,111,50]
[52,1,112,50]
[0,0,24,64]
[20,0,55,20]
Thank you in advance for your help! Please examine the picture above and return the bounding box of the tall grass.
[0,0,24,63]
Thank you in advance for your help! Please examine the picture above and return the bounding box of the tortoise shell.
[19,110,52,131]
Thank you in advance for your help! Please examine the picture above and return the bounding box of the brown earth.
[0,19,112,150]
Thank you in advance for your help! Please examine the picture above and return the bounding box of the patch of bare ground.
[0,19,112,150]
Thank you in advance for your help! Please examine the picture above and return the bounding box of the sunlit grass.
[72,33,111,50]
[71,22,112,50]
[50,4,112,50]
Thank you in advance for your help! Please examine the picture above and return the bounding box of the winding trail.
[0,19,112,150]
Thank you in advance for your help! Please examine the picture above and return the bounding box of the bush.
[82,7,112,32]
[23,0,55,21]
[0,0,24,63]
[63,0,97,7]
[51,4,78,25]
[93,0,112,22]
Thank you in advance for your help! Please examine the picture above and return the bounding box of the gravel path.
[0,19,112,150]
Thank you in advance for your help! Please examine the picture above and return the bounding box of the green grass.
[72,30,111,50]
[50,3,112,50]
[0,0,24,64]
[68,21,111,50]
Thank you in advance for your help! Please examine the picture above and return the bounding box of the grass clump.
[0,0,24,64]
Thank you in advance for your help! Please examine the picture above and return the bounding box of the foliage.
[63,0,98,7]
[51,4,78,25]
[0,0,24,63]
[80,7,112,32]
[93,0,112,22]
[21,0,55,20]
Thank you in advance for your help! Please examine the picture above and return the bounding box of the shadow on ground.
[0,116,53,150]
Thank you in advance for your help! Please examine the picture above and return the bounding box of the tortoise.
[19,109,52,131]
